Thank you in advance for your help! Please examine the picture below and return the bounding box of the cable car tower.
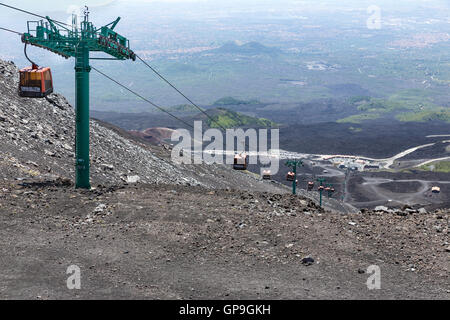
[285,159,303,195]
[21,7,136,189]
[317,178,326,207]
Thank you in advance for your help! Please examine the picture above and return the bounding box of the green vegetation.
[341,89,448,124]
[213,97,261,106]
[420,161,450,173]
[337,113,381,124]
[356,98,387,112]
[396,108,450,123]
[206,108,276,129]
[167,104,198,112]
[350,90,439,112]
[348,96,371,104]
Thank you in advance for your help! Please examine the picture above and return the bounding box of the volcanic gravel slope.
[0,181,448,299]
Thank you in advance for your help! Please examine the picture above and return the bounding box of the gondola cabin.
[233,154,248,170]
[431,186,441,194]
[308,181,314,191]
[286,172,295,181]
[262,170,271,180]
[19,66,53,98]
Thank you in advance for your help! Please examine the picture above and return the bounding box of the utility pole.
[286,159,303,195]
[21,7,136,189]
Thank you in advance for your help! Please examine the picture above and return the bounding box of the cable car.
[19,64,53,98]
[431,186,441,194]
[318,185,324,192]
[233,154,248,170]
[286,172,295,181]
[307,181,314,191]
[262,170,271,180]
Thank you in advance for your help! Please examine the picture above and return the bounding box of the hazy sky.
[1,0,447,34]
[3,0,449,12]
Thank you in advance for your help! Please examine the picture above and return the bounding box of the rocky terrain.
[0,181,448,299]
[0,59,448,299]
[128,127,176,146]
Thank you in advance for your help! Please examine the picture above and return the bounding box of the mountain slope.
[128,127,177,145]
[211,41,281,56]
[0,59,282,192]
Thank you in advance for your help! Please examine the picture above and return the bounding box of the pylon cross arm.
[21,17,136,61]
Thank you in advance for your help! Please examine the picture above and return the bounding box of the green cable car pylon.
[285,159,303,195]
[21,7,136,189]
[317,178,326,207]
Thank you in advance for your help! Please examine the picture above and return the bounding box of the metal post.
[293,165,297,195]
[75,41,91,189]
[342,172,346,202]
[317,178,326,208]
[319,188,323,207]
